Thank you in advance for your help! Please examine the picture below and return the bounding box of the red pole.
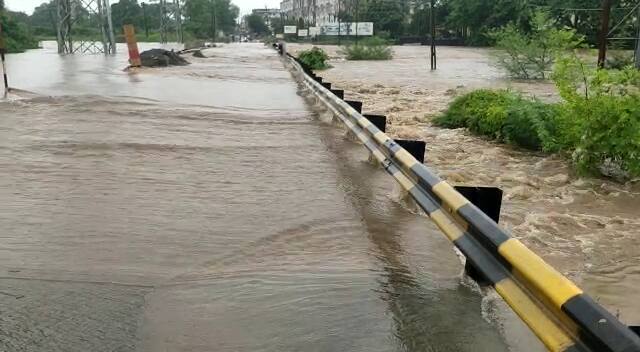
[123,24,142,67]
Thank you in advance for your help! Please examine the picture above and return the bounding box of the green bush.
[490,12,584,80]
[434,89,558,150]
[340,37,393,60]
[297,47,330,70]
[436,56,640,179]
[553,55,640,178]
[1,11,39,53]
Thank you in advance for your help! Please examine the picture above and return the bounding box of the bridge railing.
[283,50,640,352]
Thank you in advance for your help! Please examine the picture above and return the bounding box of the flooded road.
[290,44,640,325]
[0,43,543,351]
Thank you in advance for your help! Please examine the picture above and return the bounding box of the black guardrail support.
[456,186,503,286]
[345,100,363,113]
[363,114,387,133]
[331,89,345,100]
[396,139,426,164]
[322,82,332,90]
[314,76,323,84]
[453,186,503,223]
[632,327,640,337]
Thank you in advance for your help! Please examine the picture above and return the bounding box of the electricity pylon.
[56,0,116,54]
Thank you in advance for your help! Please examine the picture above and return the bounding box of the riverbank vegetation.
[0,1,39,53]
[297,47,330,70]
[340,37,393,60]
[435,57,640,180]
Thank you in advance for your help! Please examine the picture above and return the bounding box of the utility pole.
[636,3,640,68]
[430,0,436,70]
[174,0,183,43]
[211,0,217,42]
[598,0,613,68]
[56,0,115,54]
[337,0,341,45]
[0,23,9,92]
[313,0,317,26]
[355,0,359,44]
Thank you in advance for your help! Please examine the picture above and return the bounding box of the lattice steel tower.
[56,0,116,54]
[159,0,183,43]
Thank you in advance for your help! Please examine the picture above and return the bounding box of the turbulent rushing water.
[291,44,640,326]
[2,41,627,352]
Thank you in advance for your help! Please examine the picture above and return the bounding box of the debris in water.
[140,49,190,67]
[192,50,206,58]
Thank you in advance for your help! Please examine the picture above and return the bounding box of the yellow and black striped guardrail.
[281,49,640,352]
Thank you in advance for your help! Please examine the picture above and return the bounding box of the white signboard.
[275,33,284,39]
[298,29,308,37]
[319,23,373,36]
[356,22,374,36]
[308,27,320,36]
[284,26,297,34]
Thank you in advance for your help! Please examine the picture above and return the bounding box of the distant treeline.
[278,0,638,48]
[1,0,241,53]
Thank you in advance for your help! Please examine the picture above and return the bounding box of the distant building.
[279,0,339,26]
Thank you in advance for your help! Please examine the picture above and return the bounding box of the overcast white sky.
[5,0,280,16]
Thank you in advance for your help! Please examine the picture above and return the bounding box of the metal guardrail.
[282,49,640,352]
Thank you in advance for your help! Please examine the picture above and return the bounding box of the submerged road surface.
[1,43,541,351]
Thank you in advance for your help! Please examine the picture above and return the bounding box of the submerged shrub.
[433,90,511,130]
[341,37,393,60]
[434,89,558,151]
[297,47,330,70]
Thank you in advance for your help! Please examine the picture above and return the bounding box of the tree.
[245,14,269,35]
[491,12,584,79]
[361,0,406,37]
[442,0,531,45]
[183,0,239,39]
[29,1,57,37]
[1,9,39,53]
[111,0,143,30]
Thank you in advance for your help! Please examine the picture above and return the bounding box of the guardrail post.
[321,82,332,90]
[395,139,426,163]
[363,114,387,133]
[331,89,345,100]
[345,100,363,113]
[454,186,503,286]
[453,186,503,223]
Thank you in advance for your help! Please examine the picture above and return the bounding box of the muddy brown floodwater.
[0,42,553,351]
[289,44,640,324]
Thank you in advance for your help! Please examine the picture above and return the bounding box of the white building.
[279,0,340,25]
